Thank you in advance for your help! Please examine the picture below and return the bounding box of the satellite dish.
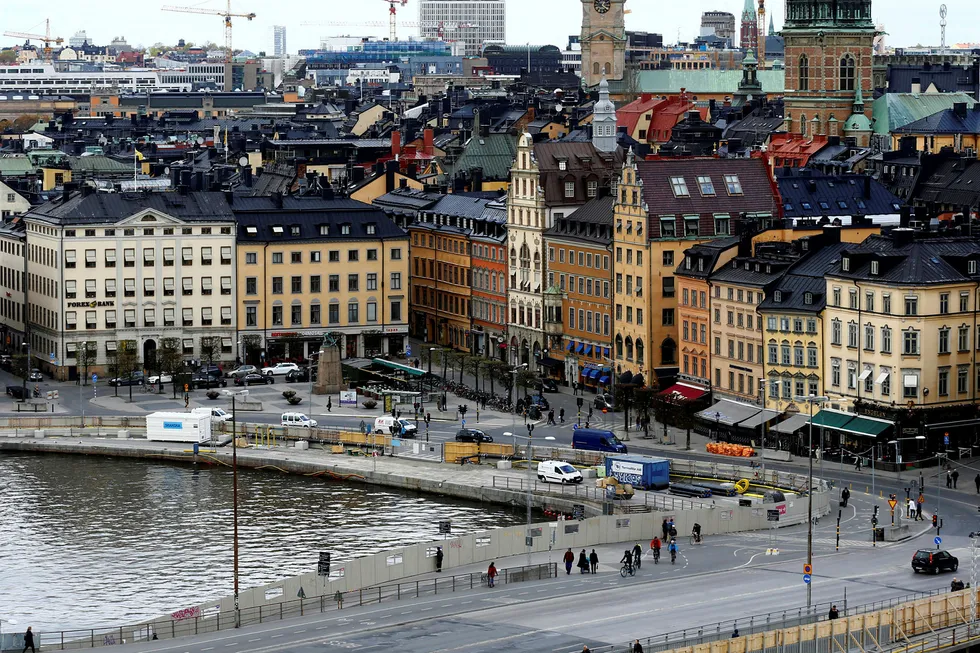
[196,137,205,145]
[164,167,170,175]
[238,156,249,167]
[555,103,564,112]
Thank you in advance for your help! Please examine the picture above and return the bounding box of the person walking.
[589,549,599,574]
[588,405,594,421]
[952,469,960,489]
[548,410,556,426]
[855,457,861,471]
[435,546,444,572]
[662,518,670,542]
[334,590,344,610]
[327,397,332,412]
[559,408,565,424]
[578,549,589,574]
[916,493,925,520]
[487,562,498,588]
[633,639,644,653]
[947,470,953,488]
[975,473,980,494]
[563,548,575,575]
[907,497,916,520]
[840,487,850,508]
[829,605,840,620]
[23,626,36,653]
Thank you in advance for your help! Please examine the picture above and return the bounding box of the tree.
[484,360,506,397]
[0,50,17,64]
[634,387,656,438]
[240,334,261,366]
[200,336,222,390]
[159,337,184,398]
[515,368,539,401]
[622,59,641,105]
[465,355,483,392]
[116,340,141,402]
[614,383,638,436]
[11,353,29,386]
[491,363,515,406]
[12,114,41,133]
[74,341,97,386]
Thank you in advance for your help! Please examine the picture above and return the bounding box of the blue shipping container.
[604,455,670,490]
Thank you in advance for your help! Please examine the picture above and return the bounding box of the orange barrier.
[706,442,756,457]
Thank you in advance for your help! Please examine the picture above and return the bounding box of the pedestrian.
[731,628,739,639]
[952,469,959,489]
[582,647,591,653]
[669,523,677,540]
[588,405,594,420]
[559,408,565,423]
[435,546,444,572]
[548,410,556,426]
[917,493,925,520]
[975,473,980,494]
[327,397,332,412]
[662,518,670,542]
[590,548,599,574]
[840,487,850,508]
[633,639,644,653]
[907,497,916,519]
[334,590,344,610]
[487,561,498,587]
[947,470,953,488]
[952,577,966,591]
[184,393,189,408]
[578,549,589,574]
[23,626,35,653]
[359,420,367,435]
[829,605,839,620]
[563,547,575,575]
[855,457,861,471]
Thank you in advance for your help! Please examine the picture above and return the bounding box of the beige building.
[0,217,26,350]
[23,188,238,379]
[0,181,31,219]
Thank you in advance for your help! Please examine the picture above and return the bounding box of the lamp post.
[222,387,249,628]
[887,435,926,483]
[794,394,828,610]
[505,429,556,567]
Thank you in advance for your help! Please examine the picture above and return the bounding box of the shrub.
[287,396,303,405]
[282,389,296,399]
[362,399,378,409]
[206,390,219,400]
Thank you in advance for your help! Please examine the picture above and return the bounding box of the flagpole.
[134,147,137,186]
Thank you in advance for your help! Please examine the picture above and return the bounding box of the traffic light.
[932,514,938,528]
[459,405,467,417]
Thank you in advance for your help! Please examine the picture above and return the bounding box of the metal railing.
[490,476,709,511]
[38,563,556,650]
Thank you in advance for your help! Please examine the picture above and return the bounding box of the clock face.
[594,0,611,13]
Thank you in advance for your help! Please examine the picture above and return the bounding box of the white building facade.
[418,0,506,57]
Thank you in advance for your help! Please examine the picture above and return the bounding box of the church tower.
[592,77,618,152]
[782,0,875,139]
[580,0,627,87]
[740,0,759,53]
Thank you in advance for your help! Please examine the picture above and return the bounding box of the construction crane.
[161,1,256,64]
[383,0,409,41]
[3,19,63,63]
[757,0,767,69]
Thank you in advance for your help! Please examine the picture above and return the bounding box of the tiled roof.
[674,237,740,279]
[68,155,133,173]
[533,141,624,205]
[894,105,980,135]
[617,95,663,135]
[444,133,517,181]
[776,169,904,219]
[871,93,977,135]
[915,157,980,207]
[236,206,406,243]
[28,191,235,225]
[829,234,980,285]
[425,194,503,222]
[544,196,614,245]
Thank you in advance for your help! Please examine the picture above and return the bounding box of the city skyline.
[1,0,975,56]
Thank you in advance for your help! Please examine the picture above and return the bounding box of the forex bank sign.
[67,300,115,308]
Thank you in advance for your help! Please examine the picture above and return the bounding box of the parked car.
[227,365,258,379]
[5,385,27,400]
[191,372,227,389]
[262,362,299,376]
[912,549,958,574]
[108,372,144,387]
[198,364,224,379]
[147,373,173,385]
[455,428,493,443]
[572,428,628,454]
[285,367,314,383]
[235,373,273,386]
[374,416,418,438]
[527,394,550,411]
[281,412,318,428]
[28,368,43,382]
[537,460,583,484]
[594,393,615,411]
[193,407,233,423]
[0,354,12,369]
[537,379,559,393]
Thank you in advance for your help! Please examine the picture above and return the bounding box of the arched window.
[604,62,611,75]
[615,334,624,357]
[520,244,531,269]
[799,54,809,91]
[593,62,600,76]
[510,247,517,267]
[840,55,856,91]
[661,337,677,365]
[625,337,634,361]
[635,339,644,363]
[533,251,541,271]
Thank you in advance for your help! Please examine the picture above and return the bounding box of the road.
[101,487,964,653]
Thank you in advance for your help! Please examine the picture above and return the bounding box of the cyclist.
[620,549,634,574]
[668,538,678,564]
[651,536,661,563]
[632,542,643,569]
[692,522,702,544]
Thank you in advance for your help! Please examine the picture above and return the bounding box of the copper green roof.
[872,92,978,135]
[637,69,785,95]
[0,156,35,176]
[68,155,134,173]
[444,133,517,182]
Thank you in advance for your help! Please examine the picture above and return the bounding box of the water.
[0,453,525,633]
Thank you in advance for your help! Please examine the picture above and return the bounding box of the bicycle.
[690,533,704,546]
[670,549,677,565]
[634,553,642,569]
[652,548,660,564]
[620,562,636,577]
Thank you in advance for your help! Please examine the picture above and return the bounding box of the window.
[882,294,891,314]
[291,276,302,294]
[390,272,401,290]
[663,251,674,266]
[833,287,841,306]
[807,346,818,367]
[848,290,858,309]
[781,342,790,365]
[124,278,136,297]
[348,302,359,323]
[959,326,970,352]
[903,329,919,355]
[329,275,339,292]
[684,217,699,237]
[798,54,809,91]
[669,176,689,197]
[940,293,950,315]
[182,247,194,265]
[587,180,598,198]
[807,319,817,334]
[714,217,730,235]
[882,326,892,354]
[367,302,378,322]
[124,310,136,328]
[660,217,676,238]
[245,252,257,265]
[864,323,874,350]
[367,273,378,291]
[246,306,257,327]
[271,252,283,264]
[270,305,282,326]
[329,251,340,263]
[832,360,841,387]
[272,277,283,294]
[959,366,969,394]
[723,175,743,195]
[348,274,359,292]
[831,319,842,345]
[328,304,340,324]
[290,304,302,326]
[961,292,970,313]
[865,292,874,312]
[144,278,155,297]
[905,296,918,316]
[564,181,575,198]
[939,327,950,354]
[697,176,715,195]
[839,54,856,91]
[938,368,949,396]
[290,251,302,264]
[391,248,402,260]
[768,342,777,364]
[662,309,674,326]
[348,250,359,262]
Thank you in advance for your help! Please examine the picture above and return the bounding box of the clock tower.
[580,0,626,87]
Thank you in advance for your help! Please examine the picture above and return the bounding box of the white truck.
[146,411,213,444]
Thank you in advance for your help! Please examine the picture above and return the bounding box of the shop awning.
[590,368,601,379]
[810,409,854,430]
[576,343,585,354]
[836,415,893,438]
[770,413,811,435]
[739,409,781,430]
[659,383,707,402]
[599,376,610,384]
[539,357,562,369]
[697,399,762,427]
[603,348,610,358]
[371,358,425,377]
[584,345,593,355]
[567,342,575,352]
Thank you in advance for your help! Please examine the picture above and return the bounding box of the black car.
[912,549,958,574]
[285,368,315,383]
[527,394,550,411]
[537,379,559,393]
[235,373,273,386]
[109,372,144,387]
[198,365,224,379]
[594,394,615,411]
[455,428,493,443]
[191,373,228,389]
[28,368,43,382]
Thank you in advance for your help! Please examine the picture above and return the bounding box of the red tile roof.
[617,93,664,136]
[767,134,829,168]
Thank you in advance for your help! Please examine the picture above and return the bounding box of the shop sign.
[68,300,114,308]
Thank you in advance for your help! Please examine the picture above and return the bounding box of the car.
[455,428,493,443]
[527,394,550,411]
[227,365,258,379]
[5,385,27,400]
[285,367,314,383]
[538,460,583,484]
[262,362,300,376]
[594,394,615,411]
[198,364,224,379]
[28,368,43,382]
[374,416,418,438]
[193,407,233,423]
[537,379,559,393]
[281,412,318,428]
[191,373,227,389]
[912,549,958,574]
[235,373,273,386]
[108,372,144,387]
[147,373,173,385]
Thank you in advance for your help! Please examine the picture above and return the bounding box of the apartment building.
[23,187,237,380]
[235,197,409,362]
[0,218,26,350]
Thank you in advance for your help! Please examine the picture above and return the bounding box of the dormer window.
[366,223,377,235]
[685,256,692,269]
[319,225,330,236]
[870,260,879,275]
[697,258,704,272]
[744,262,750,271]
[341,224,351,235]
[841,257,850,272]
[774,291,782,303]
[766,265,771,274]
[558,160,567,171]
[804,292,813,305]
[245,226,258,235]
[290,225,300,236]
[970,260,978,275]
[272,225,284,236]
[670,176,690,198]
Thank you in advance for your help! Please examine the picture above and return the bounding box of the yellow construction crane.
[3,19,63,63]
[757,0,767,69]
[161,1,256,64]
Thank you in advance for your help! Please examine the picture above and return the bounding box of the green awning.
[836,415,893,438]
[810,410,854,429]
[371,358,425,377]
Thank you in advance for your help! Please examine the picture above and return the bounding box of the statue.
[314,332,344,395]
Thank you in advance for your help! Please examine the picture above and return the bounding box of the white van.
[537,460,583,484]
[281,412,318,428]
[193,407,233,423]
[373,416,418,438]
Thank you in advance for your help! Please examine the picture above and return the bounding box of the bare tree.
[74,341,97,386]
[199,336,222,390]
[116,340,141,402]
[159,337,184,398]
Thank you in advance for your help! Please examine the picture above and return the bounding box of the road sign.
[406,345,412,357]
[438,520,451,534]
[571,424,579,430]
[767,509,780,522]
[461,419,466,428]
[803,563,812,574]
[944,433,950,445]
[317,552,331,577]
[935,536,942,546]
[92,374,98,383]
[803,574,811,584]
[888,499,898,510]
[49,352,55,360]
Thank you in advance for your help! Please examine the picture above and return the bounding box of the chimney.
[81,184,94,198]
[385,159,399,193]
[828,135,841,146]
[863,176,872,199]
[62,183,76,203]
[640,93,653,103]
[272,191,284,210]
[899,205,912,228]
[423,128,434,156]
[224,190,234,206]
[471,167,483,192]
[892,228,915,246]
[911,77,922,94]
[821,225,842,245]
[242,165,253,187]
[179,170,192,194]
[953,102,968,118]
[321,185,335,201]
[390,130,401,157]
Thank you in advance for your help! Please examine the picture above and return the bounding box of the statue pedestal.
[314,347,343,395]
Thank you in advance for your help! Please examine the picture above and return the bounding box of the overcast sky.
[1,1,973,55]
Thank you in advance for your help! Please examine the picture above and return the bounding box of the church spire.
[768,14,775,35]
[592,76,618,153]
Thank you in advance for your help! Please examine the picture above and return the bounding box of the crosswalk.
[732,530,887,549]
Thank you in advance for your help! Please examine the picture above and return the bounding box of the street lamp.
[794,394,828,610]
[222,387,249,628]
[505,429,556,567]
[887,436,925,482]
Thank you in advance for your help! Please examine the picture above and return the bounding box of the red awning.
[659,383,706,401]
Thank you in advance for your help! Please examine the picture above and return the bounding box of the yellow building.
[235,198,409,362]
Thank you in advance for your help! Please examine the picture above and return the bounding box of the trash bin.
[873,527,885,541]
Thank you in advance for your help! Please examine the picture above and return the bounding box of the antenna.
[940,4,947,50]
